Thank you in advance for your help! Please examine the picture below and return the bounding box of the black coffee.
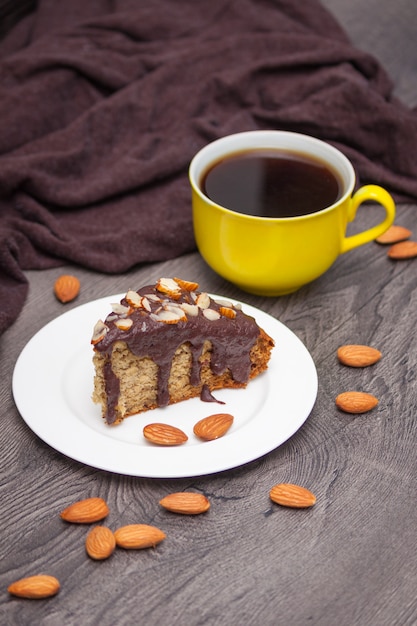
[201,149,343,218]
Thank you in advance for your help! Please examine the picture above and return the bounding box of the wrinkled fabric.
[1,0,417,335]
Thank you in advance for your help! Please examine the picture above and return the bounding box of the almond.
[337,344,382,367]
[181,302,199,316]
[114,524,166,549]
[60,497,109,524]
[111,302,131,315]
[219,306,236,319]
[150,309,186,324]
[156,277,181,299]
[114,318,133,331]
[269,483,316,508]
[54,274,80,303]
[8,574,60,599]
[85,526,116,560]
[214,298,234,308]
[143,423,188,446]
[159,492,210,515]
[125,290,143,308]
[193,413,234,441]
[196,292,211,309]
[173,277,199,291]
[203,308,221,321]
[376,224,412,244]
[91,320,108,345]
[335,391,378,414]
[387,240,417,259]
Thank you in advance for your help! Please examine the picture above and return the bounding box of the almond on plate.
[335,391,378,414]
[85,526,116,560]
[53,274,80,303]
[193,413,234,441]
[269,483,316,508]
[60,497,109,524]
[159,492,210,515]
[143,423,188,446]
[114,524,166,549]
[8,574,60,599]
[337,345,382,367]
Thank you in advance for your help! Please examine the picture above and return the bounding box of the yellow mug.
[189,130,396,295]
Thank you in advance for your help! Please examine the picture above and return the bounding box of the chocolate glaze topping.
[92,279,260,424]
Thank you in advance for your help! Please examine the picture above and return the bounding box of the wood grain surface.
[1,204,416,626]
[1,2,417,625]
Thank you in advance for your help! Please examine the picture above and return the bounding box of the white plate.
[12,294,317,478]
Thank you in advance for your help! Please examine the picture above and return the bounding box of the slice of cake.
[91,278,274,425]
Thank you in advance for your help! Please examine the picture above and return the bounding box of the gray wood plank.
[1,203,416,626]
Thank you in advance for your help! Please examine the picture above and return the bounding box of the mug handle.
[341,185,396,253]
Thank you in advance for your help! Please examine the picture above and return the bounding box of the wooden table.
[2,204,416,625]
[1,3,416,625]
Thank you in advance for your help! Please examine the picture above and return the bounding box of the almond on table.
[335,391,378,414]
[60,497,109,524]
[337,345,382,367]
[159,492,211,515]
[8,574,60,599]
[375,224,411,244]
[114,524,166,549]
[85,526,116,560]
[387,240,417,259]
[269,483,316,508]
[53,274,80,303]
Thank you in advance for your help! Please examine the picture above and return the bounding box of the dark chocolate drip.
[94,284,260,424]
[103,358,120,425]
[200,384,225,404]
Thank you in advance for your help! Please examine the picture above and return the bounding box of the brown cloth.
[1,0,417,336]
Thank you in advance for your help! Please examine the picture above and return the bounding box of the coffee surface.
[202,149,343,218]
